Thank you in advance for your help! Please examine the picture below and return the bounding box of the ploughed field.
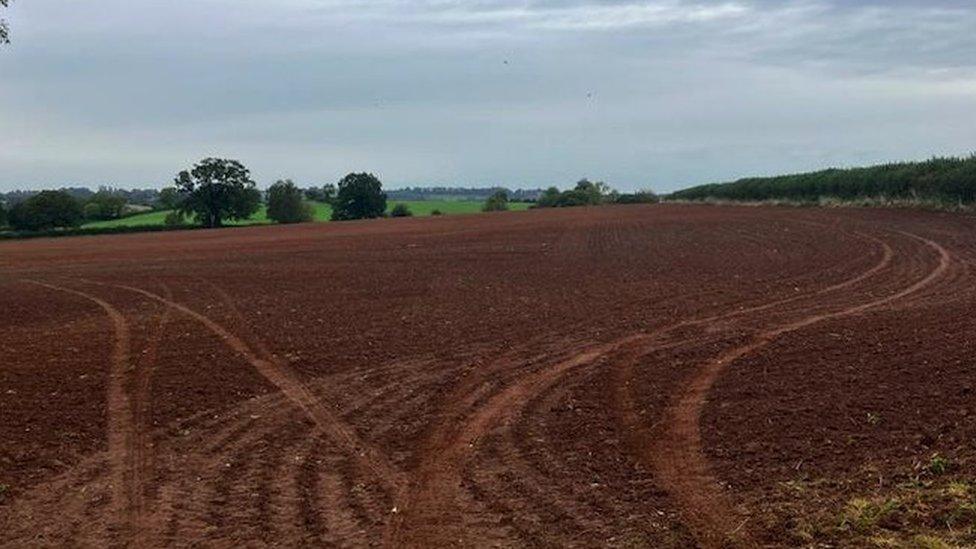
[1,204,974,547]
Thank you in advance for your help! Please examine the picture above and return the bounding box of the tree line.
[151,159,397,228]
[0,158,394,232]
[387,186,544,202]
[670,155,976,205]
[534,179,659,208]
[0,158,659,233]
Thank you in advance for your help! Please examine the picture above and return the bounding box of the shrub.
[537,186,561,208]
[331,173,387,221]
[156,187,181,210]
[83,191,127,220]
[483,190,509,212]
[9,190,84,231]
[535,179,615,208]
[431,209,444,216]
[164,210,187,226]
[390,203,413,217]
[615,190,660,204]
[266,179,313,224]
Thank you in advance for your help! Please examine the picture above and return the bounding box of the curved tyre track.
[21,280,143,542]
[5,208,970,548]
[100,281,407,503]
[646,231,952,547]
[390,223,894,546]
[387,343,636,546]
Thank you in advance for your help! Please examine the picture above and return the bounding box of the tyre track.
[645,231,952,547]
[148,359,427,541]
[386,343,631,546]
[130,282,172,545]
[97,280,408,505]
[21,280,140,543]
[390,222,891,546]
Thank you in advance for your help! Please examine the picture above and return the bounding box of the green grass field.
[82,200,530,229]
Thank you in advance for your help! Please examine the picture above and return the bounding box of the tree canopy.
[670,155,976,205]
[266,179,313,224]
[536,179,614,208]
[174,158,261,228]
[9,191,84,231]
[331,173,387,221]
[83,191,127,220]
[157,187,181,210]
[483,190,509,212]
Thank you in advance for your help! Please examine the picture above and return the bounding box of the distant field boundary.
[0,200,534,240]
[0,223,210,240]
[669,155,976,207]
[665,195,976,213]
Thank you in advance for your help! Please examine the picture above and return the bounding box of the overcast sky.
[1,0,975,192]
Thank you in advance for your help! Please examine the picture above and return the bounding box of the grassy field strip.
[83,200,531,229]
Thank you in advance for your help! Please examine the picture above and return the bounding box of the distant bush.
[615,190,660,204]
[331,173,387,221]
[267,179,313,224]
[9,190,84,231]
[156,187,181,210]
[536,179,614,208]
[431,209,444,216]
[303,187,325,202]
[83,191,127,221]
[670,155,976,205]
[390,203,413,217]
[164,210,187,226]
[483,190,509,212]
[304,183,336,205]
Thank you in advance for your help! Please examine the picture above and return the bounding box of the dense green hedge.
[0,223,203,240]
[670,155,976,204]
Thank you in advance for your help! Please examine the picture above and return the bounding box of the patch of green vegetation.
[397,199,529,216]
[928,454,953,476]
[82,209,174,229]
[771,473,976,548]
[840,497,902,534]
[82,200,530,229]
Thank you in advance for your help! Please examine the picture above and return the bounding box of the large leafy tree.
[174,158,261,228]
[0,201,8,227]
[266,179,312,224]
[331,173,387,221]
[9,190,84,231]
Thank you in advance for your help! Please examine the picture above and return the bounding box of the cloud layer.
[1,0,975,191]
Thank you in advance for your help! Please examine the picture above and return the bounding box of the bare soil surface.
[1,204,973,547]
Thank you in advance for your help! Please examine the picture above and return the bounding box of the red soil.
[0,204,973,547]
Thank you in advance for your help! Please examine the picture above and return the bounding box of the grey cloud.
[1,0,974,191]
